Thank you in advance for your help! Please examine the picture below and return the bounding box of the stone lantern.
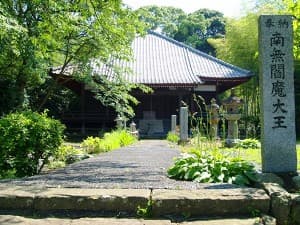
[208,98,220,139]
[115,114,124,129]
[222,89,243,147]
[130,121,139,138]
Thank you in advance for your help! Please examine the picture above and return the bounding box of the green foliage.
[54,144,84,161]
[190,95,211,141]
[135,6,186,37]
[235,139,261,149]
[81,137,105,154]
[47,144,88,169]
[81,130,136,154]
[135,6,225,55]
[0,0,146,118]
[137,198,153,218]
[0,111,65,178]
[166,132,180,143]
[168,151,257,186]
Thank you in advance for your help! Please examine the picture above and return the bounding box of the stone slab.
[152,188,270,217]
[0,215,265,225]
[255,173,285,187]
[290,194,300,225]
[0,186,37,210]
[139,119,164,134]
[261,183,292,225]
[181,218,262,225]
[258,15,297,172]
[0,187,149,213]
[0,215,173,225]
[292,175,300,190]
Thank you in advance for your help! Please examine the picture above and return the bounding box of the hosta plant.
[167,150,257,186]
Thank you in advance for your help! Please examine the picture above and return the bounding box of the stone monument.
[171,115,177,133]
[180,107,188,142]
[222,90,243,147]
[208,98,220,139]
[259,15,297,172]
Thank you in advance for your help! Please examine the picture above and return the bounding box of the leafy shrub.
[235,139,260,149]
[48,144,88,167]
[81,137,104,154]
[81,130,136,154]
[47,161,66,170]
[0,111,65,178]
[119,130,137,146]
[54,144,84,161]
[166,132,180,143]
[167,151,257,186]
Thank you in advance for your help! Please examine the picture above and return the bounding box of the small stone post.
[259,15,297,172]
[222,90,243,147]
[130,121,139,138]
[180,107,188,142]
[171,115,177,133]
[208,98,220,139]
[115,115,124,129]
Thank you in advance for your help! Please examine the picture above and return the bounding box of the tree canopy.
[0,0,146,117]
[135,6,225,55]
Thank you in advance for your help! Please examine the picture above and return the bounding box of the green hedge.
[0,111,65,178]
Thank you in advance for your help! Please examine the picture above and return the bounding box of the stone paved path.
[0,140,235,189]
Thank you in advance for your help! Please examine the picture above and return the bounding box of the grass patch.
[166,132,180,143]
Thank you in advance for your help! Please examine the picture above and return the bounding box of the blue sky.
[123,0,252,18]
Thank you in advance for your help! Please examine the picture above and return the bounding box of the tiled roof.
[56,31,252,88]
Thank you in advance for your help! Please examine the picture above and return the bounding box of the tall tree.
[175,9,225,54]
[135,6,186,37]
[135,6,225,55]
[0,0,146,117]
[208,12,260,131]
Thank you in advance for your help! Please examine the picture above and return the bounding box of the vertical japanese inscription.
[259,15,297,172]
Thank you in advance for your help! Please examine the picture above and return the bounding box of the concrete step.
[0,215,269,225]
[0,185,270,218]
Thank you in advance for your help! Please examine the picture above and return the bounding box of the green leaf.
[233,175,250,186]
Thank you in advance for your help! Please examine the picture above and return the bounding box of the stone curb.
[0,215,265,225]
[151,188,270,217]
[0,187,149,214]
[0,186,271,218]
[258,173,300,225]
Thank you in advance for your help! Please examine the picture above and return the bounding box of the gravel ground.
[0,140,236,190]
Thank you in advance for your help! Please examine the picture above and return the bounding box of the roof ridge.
[147,30,253,77]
